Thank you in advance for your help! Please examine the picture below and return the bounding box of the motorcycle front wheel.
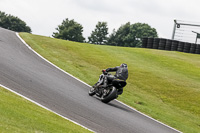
[88,87,96,96]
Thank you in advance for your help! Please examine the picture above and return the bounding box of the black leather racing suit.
[103,66,128,94]
[105,66,128,81]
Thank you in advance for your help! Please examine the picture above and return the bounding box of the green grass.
[19,33,200,133]
[0,86,92,133]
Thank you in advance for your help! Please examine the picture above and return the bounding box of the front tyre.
[88,87,96,96]
[101,87,117,103]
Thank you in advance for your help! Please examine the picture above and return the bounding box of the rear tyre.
[101,87,117,103]
[88,87,96,96]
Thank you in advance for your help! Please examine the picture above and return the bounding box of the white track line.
[115,100,182,133]
[0,33,94,133]
[15,33,181,133]
[0,84,94,132]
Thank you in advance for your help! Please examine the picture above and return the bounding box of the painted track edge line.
[16,33,182,133]
[0,83,94,133]
[15,33,95,132]
[16,33,91,88]
[115,100,182,133]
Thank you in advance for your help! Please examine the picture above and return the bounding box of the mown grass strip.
[20,33,200,133]
[0,86,92,133]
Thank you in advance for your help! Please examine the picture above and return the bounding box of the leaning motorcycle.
[88,71,127,103]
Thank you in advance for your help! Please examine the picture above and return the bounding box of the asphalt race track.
[0,27,180,133]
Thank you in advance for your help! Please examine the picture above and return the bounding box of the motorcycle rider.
[94,63,128,95]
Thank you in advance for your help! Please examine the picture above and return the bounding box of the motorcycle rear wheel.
[101,87,117,103]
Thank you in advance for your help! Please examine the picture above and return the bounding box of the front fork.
[93,74,104,89]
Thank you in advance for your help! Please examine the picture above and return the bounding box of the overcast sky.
[1,0,200,40]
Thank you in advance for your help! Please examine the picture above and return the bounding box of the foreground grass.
[20,33,200,133]
[0,86,91,133]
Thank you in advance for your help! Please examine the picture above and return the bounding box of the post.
[192,31,200,44]
[195,35,197,44]
[171,20,177,40]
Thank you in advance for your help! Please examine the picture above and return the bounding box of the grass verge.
[19,33,200,133]
[0,86,92,133]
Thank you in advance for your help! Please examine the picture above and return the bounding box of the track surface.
[0,28,180,133]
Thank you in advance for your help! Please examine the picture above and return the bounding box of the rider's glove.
[102,69,106,72]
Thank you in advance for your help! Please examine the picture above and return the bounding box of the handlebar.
[102,70,109,75]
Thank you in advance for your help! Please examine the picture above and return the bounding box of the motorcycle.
[88,71,127,103]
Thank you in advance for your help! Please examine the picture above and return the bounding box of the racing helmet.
[120,63,127,68]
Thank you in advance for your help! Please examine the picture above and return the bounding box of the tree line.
[0,11,158,47]
[0,11,31,33]
[53,18,158,47]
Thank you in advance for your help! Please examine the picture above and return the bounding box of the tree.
[107,22,134,47]
[130,23,158,47]
[107,29,117,46]
[53,18,85,42]
[88,22,108,45]
[0,11,31,33]
[107,22,158,47]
